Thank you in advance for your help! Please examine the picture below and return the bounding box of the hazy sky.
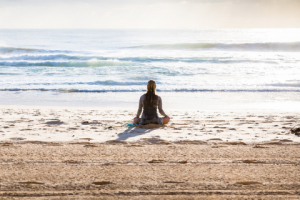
[0,0,300,29]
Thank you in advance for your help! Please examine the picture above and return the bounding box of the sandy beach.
[1,105,299,143]
[1,9,300,199]
[1,105,300,199]
[0,141,300,199]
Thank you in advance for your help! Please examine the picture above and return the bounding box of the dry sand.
[0,106,300,143]
[1,106,300,199]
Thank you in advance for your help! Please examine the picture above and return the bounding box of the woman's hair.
[145,80,158,106]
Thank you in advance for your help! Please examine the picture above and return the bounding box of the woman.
[134,80,170,125]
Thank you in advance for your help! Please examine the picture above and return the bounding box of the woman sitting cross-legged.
[134,80,170,125]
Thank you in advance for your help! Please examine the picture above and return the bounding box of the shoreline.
[1,91,300,112]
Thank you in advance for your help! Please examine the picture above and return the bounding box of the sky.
[0,0,300,29]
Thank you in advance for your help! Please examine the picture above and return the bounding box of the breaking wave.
[132,42,300,52]
[1,88,300,93]
[0,60,133,67]
[22,80,148,86]
[0,55,278,66]
[0,46,70,55]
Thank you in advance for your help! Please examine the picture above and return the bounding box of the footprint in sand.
[45,120,64,125]
[92,181,112,185]
[19,182,44,185]
[163,181,185,184]
[236,181,262,186]
[10,137,26,140]
[209,138,222,141]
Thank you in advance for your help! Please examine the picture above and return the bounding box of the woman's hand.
[133,117,139,124]
[163,116,170,124]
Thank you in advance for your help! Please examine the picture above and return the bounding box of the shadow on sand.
[116,126,155,141]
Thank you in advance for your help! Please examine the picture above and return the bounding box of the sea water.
[0,29,300,110]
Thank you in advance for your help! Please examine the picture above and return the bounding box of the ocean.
[0,29,300,110]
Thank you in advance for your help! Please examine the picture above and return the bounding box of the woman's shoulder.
[140,93,160,99]
[140,94,146,99]
[156,95,162,100]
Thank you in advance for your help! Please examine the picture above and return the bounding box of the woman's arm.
[136,95,144,118]
[158,96,167,117]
